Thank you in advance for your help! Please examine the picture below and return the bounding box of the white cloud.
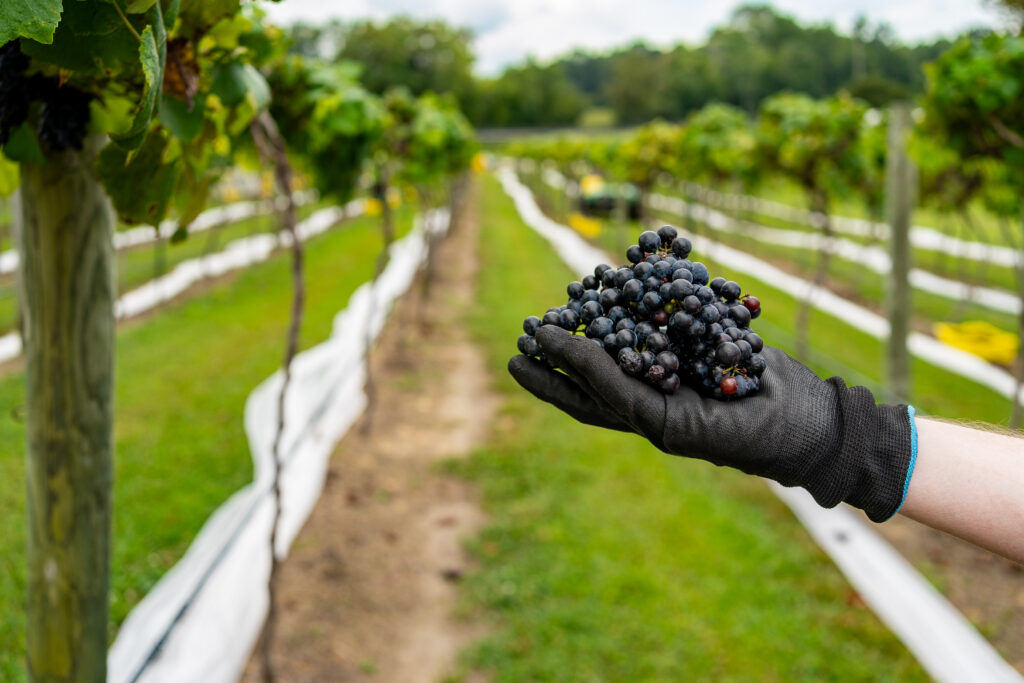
[261,0,1005,75]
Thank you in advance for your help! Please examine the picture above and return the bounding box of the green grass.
[0,200,329,334]
[0,204,413,681]
[450,174,927,681]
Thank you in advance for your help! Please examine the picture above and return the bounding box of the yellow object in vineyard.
[934,320,1019,364]
[365,198,383,216]
[472,152,488,173]
[568,212,603,237]
[579,174,605,197]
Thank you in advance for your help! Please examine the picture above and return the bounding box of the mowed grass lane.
[449,175,925,681]
[0,205,414,681]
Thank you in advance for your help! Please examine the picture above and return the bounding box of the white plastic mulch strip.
[0,198,360,365]
[675,179,1023,268]
[646,192,1023,316]
[497,164,1022,683]
[534,164,1021,316]
[0,190,318,275]
[108,208,451,683]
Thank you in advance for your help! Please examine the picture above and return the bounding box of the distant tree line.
[287,4,993,128]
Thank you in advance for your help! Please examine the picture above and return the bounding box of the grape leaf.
[111,5,166,151]
[20,1,138,75]
[97,129,181,224]
[159,94,204,141]
[125,0,159,13]
[1,124,45,164]
[176,0,239,39]
[0,0,63,45]
[211,61,269,109]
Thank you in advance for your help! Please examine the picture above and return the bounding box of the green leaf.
[0,0,63,44]
[176,0,239,39]
[0,156,19,197]
[111,5,166,151]
[211,61,270,109]
[97,129,181,224]
[2,124,45,164]
[20,1,138,75]
[97,127,182,224]
[159,94,205,142]
[125,0,159,13]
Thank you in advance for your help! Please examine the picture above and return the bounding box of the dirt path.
[241,182,496,683]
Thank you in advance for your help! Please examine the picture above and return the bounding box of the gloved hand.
[508,326,917,522]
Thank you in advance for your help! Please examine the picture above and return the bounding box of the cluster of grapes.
[518,226,766,399]
[0,41,92,151]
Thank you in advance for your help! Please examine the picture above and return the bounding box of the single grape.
[658,225,678,245]
[633,261,654,279]
[696,286,714,303]
[614,268,633,288]
[720,376,738,395]
[744,332,763,353]
[700,304,720,324]
[523,315,541,335]
[726,326,744,340]
[627,245,644,263]
[682,295,701,314]
[651,309,668,326]
[716,341,741,366]
[687,320,706,338]
[587,316,614,339]
[615,328,637,349]
[729,304,751,327]
[689,262,709,285]
[567,281,584,300]
[581,289,600,303]
[656,351,680,374]
[582,274,599,290]
[622,278,644,302]
[652,260,673,279]
[606,305,629,323]
[639,230,661,253]
[646,363,666,383]
[603,332,620,350]
[615,317,636,332]
[618,347,645,377]
[671,236,692,258]
[542,310,561,327]
[671,267,693,283]
[709,277,726,295]
[646,332,670,353]
[721,281,741,301]
[601,269,617,288]
[580,300,603,323]
[642,291,662,310]
[560,309,580,330]
[643,276,662,292]
[743,295,761,318]
[735,339,752,360]
[600,288,624,310]
[595,263,612,279]
[747,353,767,376]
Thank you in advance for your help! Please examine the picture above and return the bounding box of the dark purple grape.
[700,305,720,324]
[586,316,614,339]
[595,263,612,279]
[696,286,715,304]
[687,320,706,338]
[582,274,599,290]
[646,332,669,353]
[614,268,633,288]
[523,316,541,335]
[567,281,584,300]
[580,300,603,323]
[716,341,741,366]
[744,332,763,353]
[726,327,744,340]
[735,339,752,360]
[747,353,766,376]
[721,281,742,301]
[643,276,661,292]
[690,262,709,285]
[606,305,629,323]
[671,236,692,258]
[729,305,751,327]
[709,277,726,295]
[560,309,580,331]
[656,351,679,374]
[615,329,637,349]
[600,288,624,310]
[669,279,693,301]
[615,317,636,332]
[658,225,678,245]
[622,278,644,302]
[651,309,668,326]
[601,269,617,288]
[672,267,693,283]
[682,295,701,314]
[603,332,620,350]
[618,347,644,377]
[581,289,599,303]
[626,245,644,263]
[542,310,561,327]
[642,291,662,310]
[646,364,666,382]
[633,261,653,279]
[639,230,661,253]
[652,260,673,279]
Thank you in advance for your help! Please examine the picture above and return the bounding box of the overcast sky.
[263,0,1007,75]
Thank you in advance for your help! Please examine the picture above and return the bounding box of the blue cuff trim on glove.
[890,405,919,519]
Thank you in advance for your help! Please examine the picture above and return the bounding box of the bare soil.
[240,184,495,683]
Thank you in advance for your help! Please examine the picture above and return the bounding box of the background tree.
[922,32,1024,425]
[756,92,868,358]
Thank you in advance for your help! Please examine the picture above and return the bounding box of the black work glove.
[509,326,916,523]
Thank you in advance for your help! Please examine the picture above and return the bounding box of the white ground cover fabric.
[0,197,353,365]
[535,164,1021,315]
[498,163,1022,683]
[107,208,451,683]
[676,180,1024,268]
[0,190,317,275]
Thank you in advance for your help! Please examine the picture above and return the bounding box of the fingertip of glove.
[535,324,569,350]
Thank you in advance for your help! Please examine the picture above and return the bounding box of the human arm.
[901,418,1024,563]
